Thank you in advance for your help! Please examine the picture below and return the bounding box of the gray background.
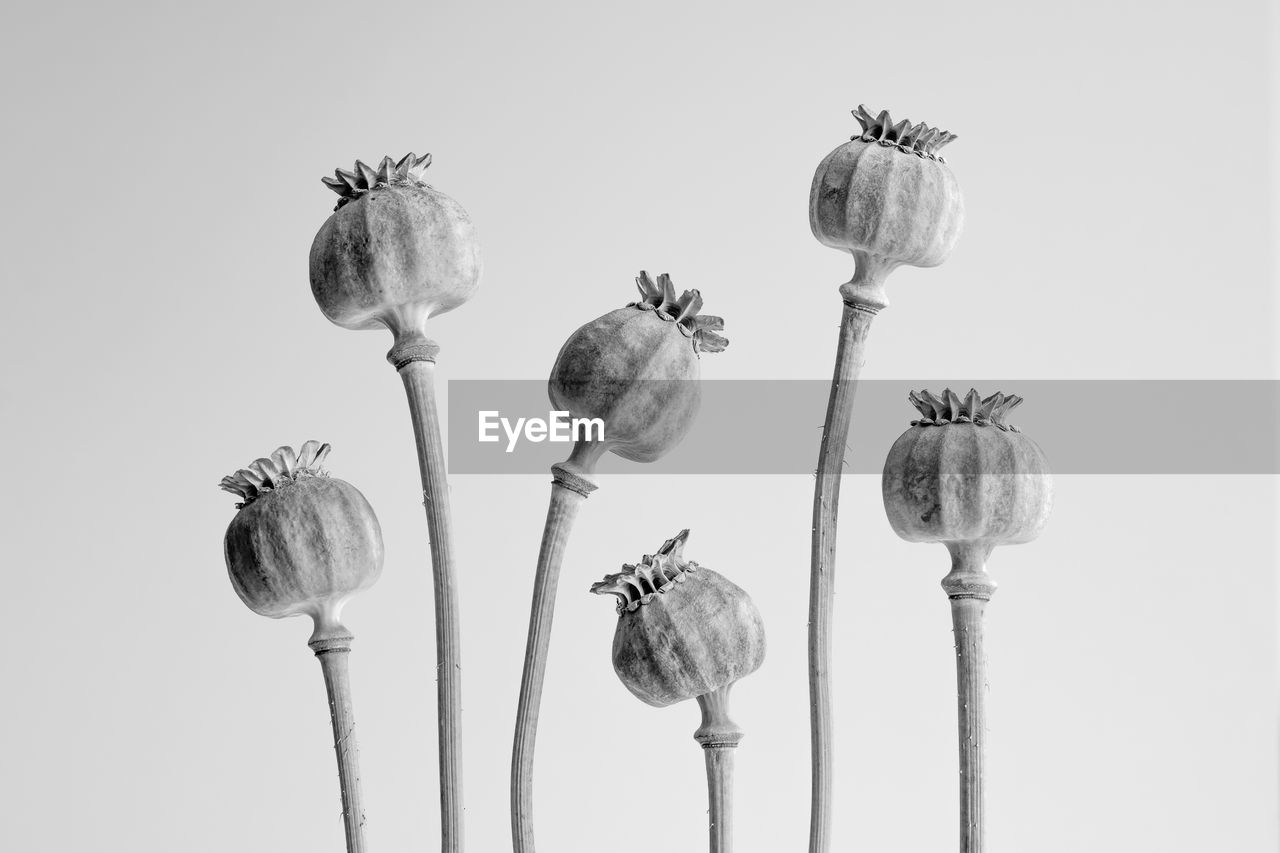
[2,1,1276,851]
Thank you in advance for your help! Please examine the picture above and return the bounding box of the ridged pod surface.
[549,271,727,463]
[810,106,963,271]
[309,154,481,335]
[881,390,1052,546]
[593,531,765,708]
[221,444,383,624]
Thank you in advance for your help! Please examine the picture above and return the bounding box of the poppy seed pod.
[594,530,763,853]
[882,389,1052,548]
[549,271,727,463]
[310,154,471,847]
[512,285,727,851]
[591,530,765,708]
[883,392,1052,853]
[220,441,383,635]
[810,106,964,308]
[804,107,966,853]
[221,441,381,851]
[309,153,481,337]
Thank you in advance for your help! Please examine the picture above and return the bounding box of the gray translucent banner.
[446,380,1280,474]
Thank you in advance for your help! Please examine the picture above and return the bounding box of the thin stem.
[808,263,885,853]
[511,442,601,853]
[703,748,735,853]
[310,627,368,853]
[390,339,463,853]
[942,542,997,853]
[695,686,743,853]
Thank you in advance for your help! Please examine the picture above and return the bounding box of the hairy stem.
[943,543,997,853]
[389,336,463,853]
[511,442,602,853]
[696,685,743,853]
[808,258,888,853]
[310,627,368,853]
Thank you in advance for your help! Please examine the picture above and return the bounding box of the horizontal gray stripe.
[446,380,1280,474]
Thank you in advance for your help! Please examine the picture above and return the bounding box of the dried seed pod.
[593,530,763,853]
[549,271,727,463]
[882,391,1053,853]
[882,389,1052,546]
[804,107,967,853]
[309,153,481,337]
[591,530,765,707]
[220,441,381,852]
[810,106,964,308]
[310,153,470,849]
[221,441,383,634]
[513,280,727,853]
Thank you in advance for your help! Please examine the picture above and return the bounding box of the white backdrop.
[2,1,1276,851]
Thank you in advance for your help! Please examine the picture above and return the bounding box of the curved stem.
[942,543,996,853]
[310,627,367,853]
[389,338,463,853]
[808,262,886,853]
[695,686,743,853]
[511,442,601,853]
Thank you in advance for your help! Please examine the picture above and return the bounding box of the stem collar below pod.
[549,272,727,465]
[590,530,765,708]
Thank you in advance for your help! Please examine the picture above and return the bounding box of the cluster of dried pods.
[215,104,1052,853]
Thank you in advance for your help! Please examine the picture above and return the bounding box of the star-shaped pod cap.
[321,153,433,210]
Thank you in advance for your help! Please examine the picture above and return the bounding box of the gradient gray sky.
[2,1,1275,851]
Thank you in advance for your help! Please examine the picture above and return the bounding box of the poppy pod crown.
[847,105,957,162]
[592,528,705,614]
[627,271,729,356]
[220,440,333,508]
[321,153,434,210]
